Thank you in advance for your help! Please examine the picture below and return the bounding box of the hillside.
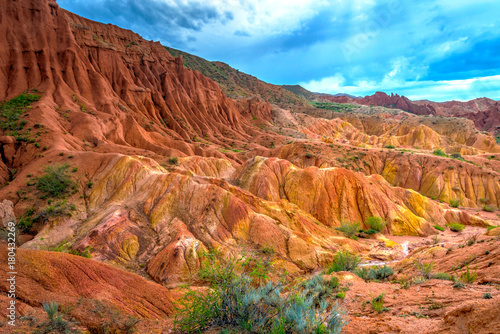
[165,46,310,109]
[1,1,500,333]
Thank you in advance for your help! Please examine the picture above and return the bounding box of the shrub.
[326,250,361,273]
[37,302,77,334]
[365,216,386,232]
[483,293,493,299]
[174,249,349,334]
[450,153,462,159]
[483,205,496,212]
[383,145,395,149]
[0,93,40,130]
[302,274,340,306]
[432,272,456,281]
[448,222,465,232]
[260,244,276,255]
[459,265,477,284]
[168,156,179,165]
[35,201,73,222]
[414,260,434,279]
[370,293,386,313]
[449,199,460,208]
[335,221,360,240]
[355,265,393,282]
[433,149,447,157]
[433,225,445,231]
[36,164,75,198]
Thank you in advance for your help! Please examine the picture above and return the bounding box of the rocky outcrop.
[460,102,500,133]
[324,92,437,115]
[234,157,490,234]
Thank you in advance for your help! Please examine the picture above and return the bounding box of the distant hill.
[165,47,309,109]
[281,85,320,101]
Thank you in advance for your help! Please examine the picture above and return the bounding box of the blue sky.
[58,0,500,101]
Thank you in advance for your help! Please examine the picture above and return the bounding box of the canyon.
[0,1,499,333]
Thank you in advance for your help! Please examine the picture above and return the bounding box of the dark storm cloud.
[59,0,232,46]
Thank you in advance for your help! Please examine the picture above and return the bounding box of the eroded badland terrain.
[1,1,500,333]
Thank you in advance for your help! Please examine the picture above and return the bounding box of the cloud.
[58,0,231,46]
[58,0,500,101]
[301,74,500,102]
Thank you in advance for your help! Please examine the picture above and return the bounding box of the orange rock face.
[0,245,174,326]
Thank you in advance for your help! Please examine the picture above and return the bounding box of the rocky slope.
[165,47,310,110]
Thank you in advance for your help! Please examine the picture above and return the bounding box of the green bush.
[174,249,349,334]
[483,293,493,299]
[168,156,179,165]
[433,149,447,157]
[302,274,340,307]
[365,216,386,232]
[383,145,395,149]
[432,272,456,281]
[414,260,434,279]
[450,153,463,159]
[483,205,496,212]
[459,265,477,284]
[335,221,360,240]
[448,222,465,232]
[326,250,360,273]
[0,93,40,130]
[355,265,393,282]
[449,199,460,208]
[37,301,77,334]
[36,164,75,198]
[35,201,73,222]
[370,294,386,313]
[433,225,445,231]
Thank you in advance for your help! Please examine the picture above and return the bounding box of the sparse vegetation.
[326,249,361,273]
[459,265,477,284]
[310,101,356,113]
[483,205,496,212]
[335,221,360,240]
[433,225,445,231]
[433,148,447,157]
[448,222,465,232]
[168,156,179,165]
[35,200,76,223]
[36,164,75,198]
[50,241,92,258]
[37,301,78,334]
[449,199,460,208]
[174,248,349,334]
[432,272,456,281]
[355,265,393,282]
[414,260,434,279]
[0,92,40,131]
[370,293,386,313]
[365,216,386,232]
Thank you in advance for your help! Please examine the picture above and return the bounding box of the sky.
[58,0,500,102]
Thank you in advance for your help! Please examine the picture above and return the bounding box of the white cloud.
[300,74,500,102]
